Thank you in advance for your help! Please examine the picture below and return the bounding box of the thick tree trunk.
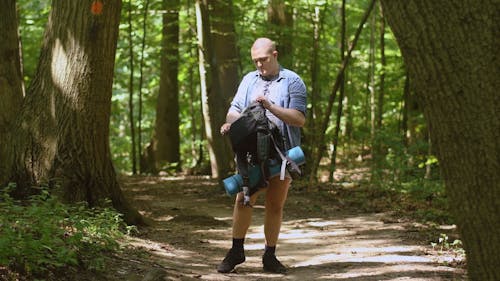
[0,0,24,184]
[381,1,499,279]
[8,0,143,225]
[209,0,240,107]
[195,0,232,179]
[209,0,239,173]
[142,0,181,174]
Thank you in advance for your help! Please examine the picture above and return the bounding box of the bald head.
[251,38,276,55]
[251,37,280,77]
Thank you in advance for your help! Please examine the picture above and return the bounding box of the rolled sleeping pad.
[222,146,305,196]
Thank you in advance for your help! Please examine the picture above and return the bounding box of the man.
[218,37,307,274]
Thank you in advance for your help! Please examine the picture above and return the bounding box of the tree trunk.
[8,0,143,225]
[137,0,150,174]
[267,0,294,68]
[195,0,232,179]
[305,3,324,177]
[373,3,386,169]
[328,0,346,182]
[0,0,24,184]
[142,0,181,174]
[401,71,409,147]
[185,2,203,171]
[381,1,499,279]
[343,69,353,141]
[368,5,376,167]
[400,70,411,180]
[126,0,137,174]
[209,0,239,173]
[377,3,385,130]
[209,0,240,107]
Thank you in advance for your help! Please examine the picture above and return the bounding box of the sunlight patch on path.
[232,213,466,280]
[319,264,460,280]
[120,176,466,280]
[126,212,465,280]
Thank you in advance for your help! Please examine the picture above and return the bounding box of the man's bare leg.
[262,176,291,273]
[232,191,258,238]
[218,191,260,273]
[264,176,290,246]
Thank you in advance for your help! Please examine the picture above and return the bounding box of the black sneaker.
[262,253,287,273]
[217,248,245,273]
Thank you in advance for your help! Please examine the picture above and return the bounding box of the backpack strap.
[236,151,259,206]
[269,134,302,180]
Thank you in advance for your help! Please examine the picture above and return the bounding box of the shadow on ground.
[100,175,466,281]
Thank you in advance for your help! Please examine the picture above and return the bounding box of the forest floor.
[92,172,466,281]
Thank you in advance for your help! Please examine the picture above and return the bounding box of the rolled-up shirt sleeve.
[288,77,307,115]
[228,73,255,114]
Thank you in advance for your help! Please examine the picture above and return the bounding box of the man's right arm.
[220,111,241,135]
[221,71,255,135]
[226,111,240,124]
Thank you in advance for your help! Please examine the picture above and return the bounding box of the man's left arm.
[256,77,306,127]
[257,76,307,127]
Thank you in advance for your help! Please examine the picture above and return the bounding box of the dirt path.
[101,175,466,281]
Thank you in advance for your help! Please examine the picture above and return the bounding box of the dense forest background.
[1,0,498,280]
[111,0,414,181]
[11,0,421,186]
[19,0,422,180]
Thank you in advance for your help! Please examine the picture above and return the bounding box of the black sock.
[264,245,276,256]
[232,238,244,251]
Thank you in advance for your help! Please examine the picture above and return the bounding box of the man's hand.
[220,122,231,135]
[255,95,273,110]
[254,96,305,127]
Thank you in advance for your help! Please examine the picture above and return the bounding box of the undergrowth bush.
[375,177,453,224]
[0,183,134,278]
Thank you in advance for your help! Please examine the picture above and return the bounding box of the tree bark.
[0,0,24,184]
[195,0,233,179]
[267,0,294,68]
[209,0,240,107]
[126,0,137,174]
[381,1,499,279]
[8,0,143,225]
[185,2,204,171]
[142,0,181,174]
[209,0,239,173]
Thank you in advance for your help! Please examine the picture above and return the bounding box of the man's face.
[251,47,277,77]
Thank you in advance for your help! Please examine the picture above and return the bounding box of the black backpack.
[228,101,301,206]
